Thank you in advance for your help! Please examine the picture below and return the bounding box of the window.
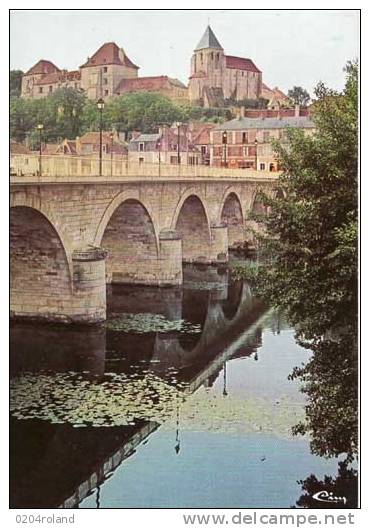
[104,89,109,96]
[200,53,203,63]
[139,142,145,152]
[242,132,248,144]
[210,52,213,60]
[39,87,43,93]
[269,163,275,172]
[139,157,144,164]
[213,146,223,156]
[103,67,108,73]
[49,86,53,93]
[259,163,266,171]
[201,146,207,156]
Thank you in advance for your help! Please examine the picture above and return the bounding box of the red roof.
[10,140,31,154]
[78,132,114,144]
[225,55,261,73]
[25,60,60,76]
[35,70,81,85]
[115,76,186,94]
[80,42,139,69]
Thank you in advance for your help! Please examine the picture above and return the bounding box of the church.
[189,25,263,106]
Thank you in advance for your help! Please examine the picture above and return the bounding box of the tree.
[287,86,310,106]
[295,461,358,509]
[234,62,358,462]
[10,88,87,145]
[10,70,23,97]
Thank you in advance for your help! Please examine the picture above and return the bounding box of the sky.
[10,9,359,95]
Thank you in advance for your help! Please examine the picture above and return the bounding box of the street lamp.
[222,130,227,168]
[109,131,114,177]
[37,124,44,176]
[176,121,182,165]
[254,138,258,170]
[97,98,105,176]
[156,138,161,176]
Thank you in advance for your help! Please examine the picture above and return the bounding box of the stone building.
[261,83,291,109]
[210,107,315,170]
[21,42,187,104]
[189,25,263,106]
[21,60,81,99]
[54,132,127,157]
[115,76,188,105]
[128,123,214,165]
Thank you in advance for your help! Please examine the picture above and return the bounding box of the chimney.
[240,105,245,118]
[294,104,300,117]
[76,136,81,154]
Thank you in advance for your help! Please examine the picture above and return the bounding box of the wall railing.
[10,154,280,183]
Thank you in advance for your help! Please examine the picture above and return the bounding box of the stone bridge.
[10,154,278,324]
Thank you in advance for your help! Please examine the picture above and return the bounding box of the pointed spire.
[195,25,223,51]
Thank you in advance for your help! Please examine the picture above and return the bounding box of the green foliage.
[224,97,269,109]
[287,85,310,106]
[10,88,87,145]
[10,70,23,97]
[295,461,358,508]
[10,90,232,145]
[234,62,358,461]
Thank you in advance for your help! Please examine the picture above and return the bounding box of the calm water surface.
[10,267,344,508]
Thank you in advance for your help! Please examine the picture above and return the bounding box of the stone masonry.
[10,174,276,324]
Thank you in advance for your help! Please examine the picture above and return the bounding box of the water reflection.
[10,267,354,508]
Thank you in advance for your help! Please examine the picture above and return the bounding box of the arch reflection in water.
[13,267,330,509]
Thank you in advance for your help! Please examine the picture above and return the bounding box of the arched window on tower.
[215,52,220,69]
[200,52,203,64]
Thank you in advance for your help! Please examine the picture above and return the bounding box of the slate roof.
[214,116,315,131]
[195,26,223,51]
[130,133,161,143]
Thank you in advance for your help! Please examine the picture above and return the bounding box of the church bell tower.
[189,25,225,104]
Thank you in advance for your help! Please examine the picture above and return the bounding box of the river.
[10,265,350,508]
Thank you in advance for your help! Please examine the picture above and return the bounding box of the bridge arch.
[10,192,73,277]
[219,190,245,248]
[96,191,160,285]
[171,190,211,263]
[10,205,73,320]
[249,188,268,215]
[94,190,159,249]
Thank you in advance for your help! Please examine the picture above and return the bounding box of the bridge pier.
[209,224,229,263]
[10,160,278,325]
[157,230,183,286]
[71,248,108,324]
